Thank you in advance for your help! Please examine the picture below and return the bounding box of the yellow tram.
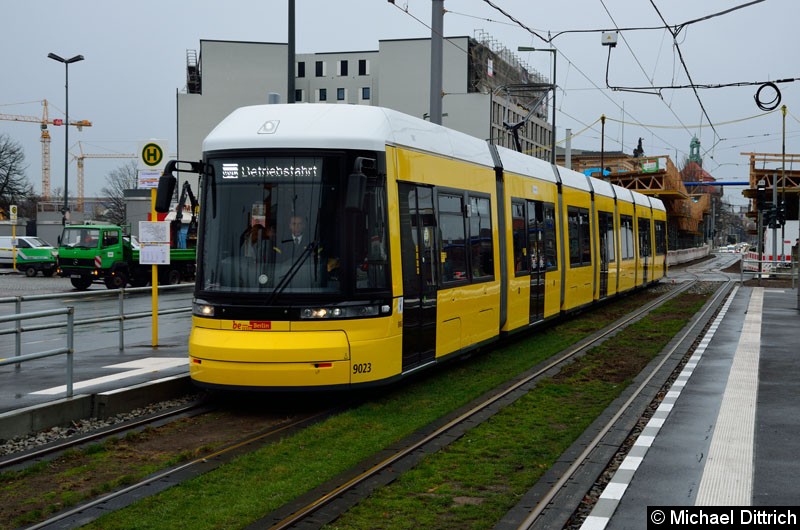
[155,104,667,390]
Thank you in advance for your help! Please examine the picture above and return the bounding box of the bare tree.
[100,160,139,226]
[0,134,34,217]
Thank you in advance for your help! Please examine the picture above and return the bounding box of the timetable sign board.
[139,243,170,265]
[139,221,170,244]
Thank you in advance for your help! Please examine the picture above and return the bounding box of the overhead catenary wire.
[394,0,681,157]
[472,0,767,43]
[648,0,718,139]
[604,107,780,129]
[401,0,786,165]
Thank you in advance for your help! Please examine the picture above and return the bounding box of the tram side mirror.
[155,174,177,213]
[345,157,376,210]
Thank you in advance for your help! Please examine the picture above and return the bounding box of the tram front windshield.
[200,153,389,300]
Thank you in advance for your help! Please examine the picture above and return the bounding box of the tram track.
[2,279,725,530]
[255,279,714,530]
[523,278,734,530]
[0,400,213,472]
[15,407,339,530]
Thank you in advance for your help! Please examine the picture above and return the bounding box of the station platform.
[584,285,800,528]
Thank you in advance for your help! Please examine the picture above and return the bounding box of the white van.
[0,236,58,277]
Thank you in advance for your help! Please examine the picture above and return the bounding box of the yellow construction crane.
[0,99,91,199]
[73,143,135,212]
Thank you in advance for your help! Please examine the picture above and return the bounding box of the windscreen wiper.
[265,240,318,304]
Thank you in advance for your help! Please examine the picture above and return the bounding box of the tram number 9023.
[353,363,372,374]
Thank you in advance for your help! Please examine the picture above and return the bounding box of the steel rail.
[0,401,205,471]
[23,408,335,530]
[516,278,734,529]
[267,280,699,530]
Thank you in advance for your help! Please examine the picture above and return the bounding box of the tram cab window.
[201,153,390,295]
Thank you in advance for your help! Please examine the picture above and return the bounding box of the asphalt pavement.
[0,270,194,415]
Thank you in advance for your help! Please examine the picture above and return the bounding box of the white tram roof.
[556,166,593,193]
[495,145,558,184]
[203,104,495,168]
[588,175,616,200]
[650,196,666,212]
[612,184,633,203]
[632,191,653,208]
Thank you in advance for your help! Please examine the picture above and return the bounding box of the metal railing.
[740,257,798,288]
[0,284,193,355]
[0,308,76,396]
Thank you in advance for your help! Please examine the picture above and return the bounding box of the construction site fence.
[667,245,710,266]
[740,254,797,288]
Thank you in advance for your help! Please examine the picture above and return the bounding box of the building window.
[315,61,325,77]
[295,89,303,102]
[337,88,346,101]
[318,88,327,102]
[297,61,305,78]
[358,59,369,75]
[338,60,348,76]
[361,87,370,100]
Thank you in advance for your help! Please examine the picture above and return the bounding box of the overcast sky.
[2,0,797,204]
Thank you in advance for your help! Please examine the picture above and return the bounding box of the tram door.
[398,183,438,370]
[598,211,612,298]
[528,201,545,323]
[638,217,650,284]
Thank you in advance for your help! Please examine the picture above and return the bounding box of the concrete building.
[176,34,554,177]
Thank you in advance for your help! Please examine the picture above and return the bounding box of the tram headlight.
[300,303,388,319]
[192,298,215,317]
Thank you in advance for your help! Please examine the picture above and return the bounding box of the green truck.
[57,224,196,290]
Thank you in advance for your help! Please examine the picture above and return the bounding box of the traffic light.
[777,202,786,226]
[766,204,781,229]
[756,180,767,210]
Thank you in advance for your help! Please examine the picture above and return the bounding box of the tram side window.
[438,194,467,282]
[638,217,651,257]
[468,195,493,279]
[599,211,615,262]
[654,220,667,255]
[620,215,635,260]
[543,203,557,271]
[512,200,527,274]
[527,200,540,271]
[568,206,591,267]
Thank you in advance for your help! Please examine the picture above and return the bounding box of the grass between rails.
[15,287,707,530]
[0,416,250,529]
[327,293,708,529]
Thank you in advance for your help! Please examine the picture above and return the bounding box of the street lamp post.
[518,47,557,164]
[48,52,84,225]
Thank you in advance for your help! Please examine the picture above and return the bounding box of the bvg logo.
[141,143,164,167]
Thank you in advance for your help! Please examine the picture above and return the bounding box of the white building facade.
[176,35,553,170]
